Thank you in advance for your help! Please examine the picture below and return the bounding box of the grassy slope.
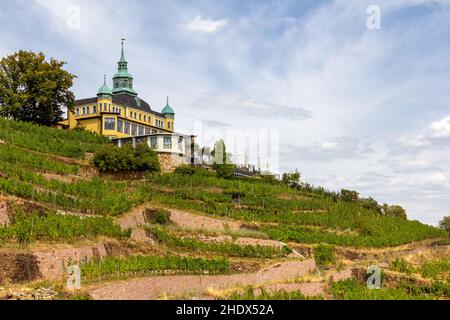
[0,118,448,300]
[0,118,446,248]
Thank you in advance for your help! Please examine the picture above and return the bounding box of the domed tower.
[112,39,138,96]
[97,75,113,112]
[162,96,175,131]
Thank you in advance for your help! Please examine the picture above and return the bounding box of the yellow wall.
[62,98,175,137]
[77,117,101,134]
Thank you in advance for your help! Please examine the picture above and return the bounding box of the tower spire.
[120,38,126,62]
[112,39,137,96]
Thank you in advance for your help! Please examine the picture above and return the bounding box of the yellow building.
[59,41,175,138]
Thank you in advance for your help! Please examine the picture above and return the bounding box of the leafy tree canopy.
[0,50,75,126]
[439,216,450,236]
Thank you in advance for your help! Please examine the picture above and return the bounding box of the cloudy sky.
[1,0,450,225]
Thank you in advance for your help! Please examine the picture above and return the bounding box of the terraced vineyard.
[0,118,448,301]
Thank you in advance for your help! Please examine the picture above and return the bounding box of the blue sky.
[1,0,450,225]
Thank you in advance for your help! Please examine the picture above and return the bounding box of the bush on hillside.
[360,197,382,214]
[340,189,359,203]
[213,163,236,179]
[93,143,160,173]
[382,204,407,220]
[438,216,450,236]
[174,165,213,177]
[149,209,172,225]
[313,244,335,268]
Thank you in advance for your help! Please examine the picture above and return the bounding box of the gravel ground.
[89,259,317,300]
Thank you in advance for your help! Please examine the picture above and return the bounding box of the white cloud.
[190,92,311,120]
[429,116,450,138]
[185,15,228,33]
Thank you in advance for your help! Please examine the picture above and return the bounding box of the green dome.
[162,96,175,116]
[97,75,112,97]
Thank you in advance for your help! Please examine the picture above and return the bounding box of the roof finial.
[167,96,169,105]
[104,73,107,85]
[120,38,126,61]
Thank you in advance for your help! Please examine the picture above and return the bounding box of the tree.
[360,197,382,214]
[211,139,228,165]
[282,170,301,188]
[382,204,407,220]
[211,139,236,179]
[439,216,450,236]
[0,50,75,126]
[340,189,359,202]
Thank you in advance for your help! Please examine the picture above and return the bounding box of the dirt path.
[89,259,317,300]
[115,205,287,248]
[169,208,242,231]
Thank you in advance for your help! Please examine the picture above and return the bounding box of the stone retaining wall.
[0,242,125,284]
[0,198,11,227]
[157,153,188,173]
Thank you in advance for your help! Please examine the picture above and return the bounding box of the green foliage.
[0,117,107,158]
[173,165,213,177]
[332,279,448,300]
[392,259,415,275]
[148,173,446,248]
[93,143,160,173]
[282,170,301,188]
[359,197,382,214]
[0,209,128,243]
[0,163,151,216]
[340,189,359,202]
[227,287,322,300]
[173,165,197,176]
[149,209,171,225]
[212,163,236,179]
[262,218,445,248]
[313,244,335,268]
[0,50,75,125]
[148,226,292,259]
[0,143,78,175]
[211,139,228,165]
[420,257,450,281]
[81,255,230,279]
[382,204,407,220]
[439,216,450,236]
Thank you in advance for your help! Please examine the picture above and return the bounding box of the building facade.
[58,41,176,138]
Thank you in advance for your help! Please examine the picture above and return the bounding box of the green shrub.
[213,164,236,179]
[93,143,160,173]
[81,255,230,279]
[439,216,450,236]
[174,165,197,176]
[392,259,415,274]
[0,117,107,158]
[332,279,445,300]
[0,209,128,243]
[313,244,335,268]
[227,287,322,300]
[148,226,292,259]
[149,209,171,225]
